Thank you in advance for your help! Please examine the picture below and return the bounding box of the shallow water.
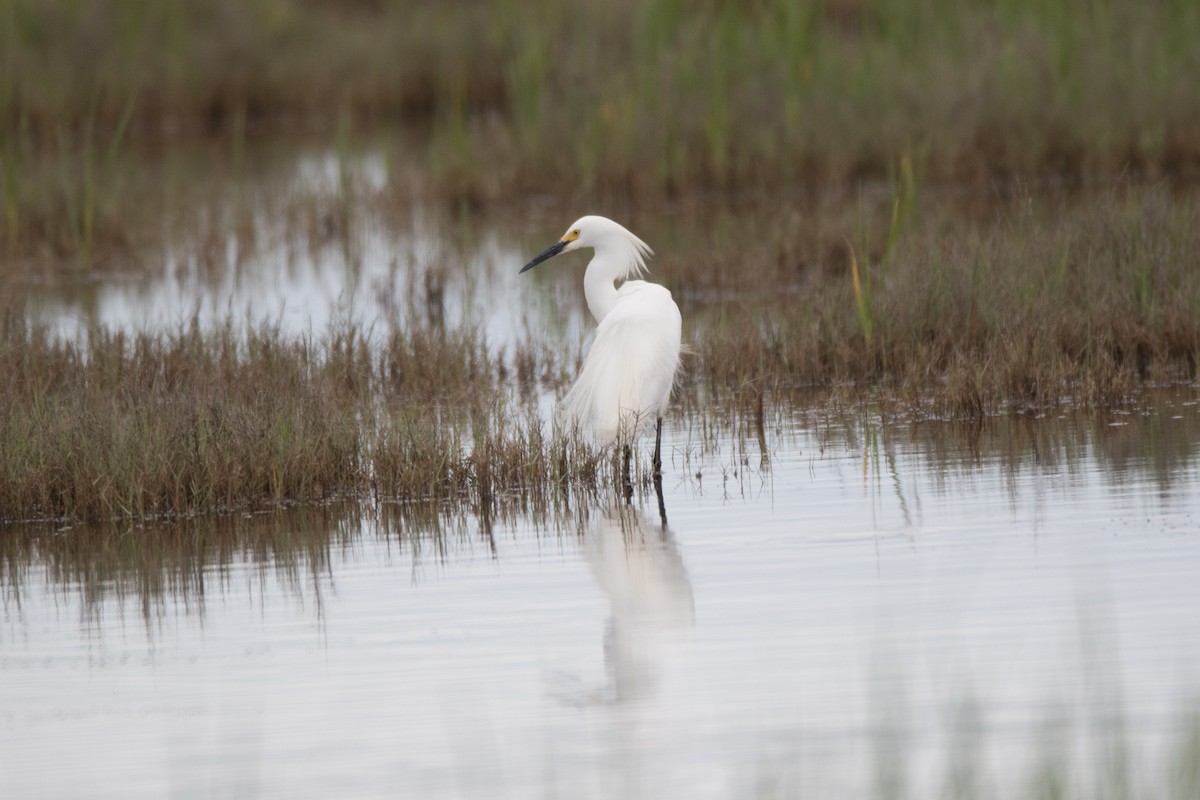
[21,145,583,350]
[3,402,1199,798]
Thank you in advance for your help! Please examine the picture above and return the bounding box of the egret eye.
[572,229,580,237]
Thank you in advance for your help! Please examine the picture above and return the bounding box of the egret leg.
[653,468,668,529]
[652,417,663,477]
[621,443,633,503]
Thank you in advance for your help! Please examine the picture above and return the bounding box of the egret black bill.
[520,239,568,273]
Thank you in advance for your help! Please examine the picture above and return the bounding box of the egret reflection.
[583,500,695,705]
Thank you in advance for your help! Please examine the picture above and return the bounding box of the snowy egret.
[521,216,682,476]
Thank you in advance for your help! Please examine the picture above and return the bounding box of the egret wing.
[561,282,682,443]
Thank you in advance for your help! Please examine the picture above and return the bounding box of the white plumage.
[521,216,682,463]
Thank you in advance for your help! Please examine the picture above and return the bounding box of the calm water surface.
[3,404,1199,798]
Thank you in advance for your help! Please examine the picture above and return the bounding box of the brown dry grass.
[662,182,1200,416]
[0,310,620,522]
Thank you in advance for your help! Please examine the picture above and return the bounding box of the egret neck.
[582,238,644,324]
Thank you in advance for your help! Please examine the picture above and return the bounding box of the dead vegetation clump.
[673,185,1200,416]
[0,310,610,523]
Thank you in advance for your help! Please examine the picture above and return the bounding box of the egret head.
[520,216,652,276]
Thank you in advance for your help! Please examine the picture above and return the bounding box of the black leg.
[652,417,663,477]
[653,468,667,529]
[621,443,633,504]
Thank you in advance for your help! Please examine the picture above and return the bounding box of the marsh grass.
[0,291,713,523]
[674,183,1200,416]
[0,308,602,522]
[0,314,361,520]
[4,1,1200,200]
[54,85,137,265]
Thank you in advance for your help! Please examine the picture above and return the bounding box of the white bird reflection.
[582,502,695,705]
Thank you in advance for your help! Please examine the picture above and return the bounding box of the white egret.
[521,216,682,476]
